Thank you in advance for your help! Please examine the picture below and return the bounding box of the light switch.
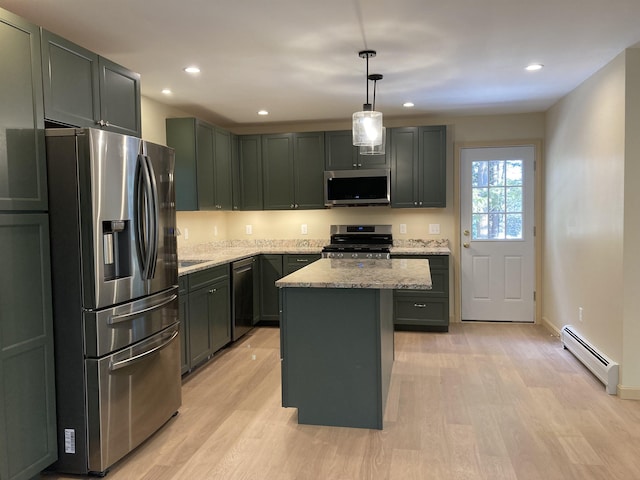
[429,224,440,235]
[301,224,308,235]
[245,225,253,235]
[400,224,407,234]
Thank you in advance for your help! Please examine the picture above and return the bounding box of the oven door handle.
[108,294,178,325]
[109,329,179,371]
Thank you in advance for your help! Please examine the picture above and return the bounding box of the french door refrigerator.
[45,128,181,475]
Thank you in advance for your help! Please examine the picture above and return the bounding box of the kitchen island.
[276,258,432,429]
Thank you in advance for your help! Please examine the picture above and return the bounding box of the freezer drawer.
[85,323,181,474]
[84,286,179,357]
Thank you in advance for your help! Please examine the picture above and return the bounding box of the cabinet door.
[214,127,233,210]
[0,214,57,480]
[166,118,198,211]
[262,134,294,209]
[0,12,47,211]
[293,132,325,209]
[187,287,213,367]
[41,30,100,129]
[390,127,419,208]
[179,292,189,374]
[196,121,215,210]
[325,130,357,170]
[210,279,231,353]
[259,255,283,322]
[98,57,141,137]
[418,126,447,207]
[237,135,263,210]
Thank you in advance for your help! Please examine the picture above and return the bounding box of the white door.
[460,146,535,322]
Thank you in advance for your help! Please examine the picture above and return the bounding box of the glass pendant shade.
[359,127,386,155]
[352,109,383,147]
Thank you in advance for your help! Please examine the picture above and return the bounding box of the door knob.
[463,243,470,248]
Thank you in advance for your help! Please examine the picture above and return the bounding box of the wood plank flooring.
[42,323,640,480]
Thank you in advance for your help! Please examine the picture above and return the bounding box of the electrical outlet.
[301,224,308,235]
[400,224,407,234]
[429,223,441,235]
[579,306,583,322]
[245,225,252,235]
[184,228,189,240]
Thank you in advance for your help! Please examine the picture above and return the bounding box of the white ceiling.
[2,0,640,128]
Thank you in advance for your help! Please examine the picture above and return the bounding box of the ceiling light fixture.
[525,63,543,71]
[161,88,172,95]
[359,74,386,156]
[352,50,383,147]
[258,110,269,116]
[403,102,415,108]
[184,66,200,74]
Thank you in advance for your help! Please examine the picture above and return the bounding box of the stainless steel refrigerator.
[45,128,181,475]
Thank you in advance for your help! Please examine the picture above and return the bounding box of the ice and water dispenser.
[102,220,131,281]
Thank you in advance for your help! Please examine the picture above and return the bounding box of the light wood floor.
[43,323,640,480]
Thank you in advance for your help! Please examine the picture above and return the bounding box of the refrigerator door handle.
[144,154,159,279]
[109,328,179,371]
[135,154,157,279]
[107,293,178,325]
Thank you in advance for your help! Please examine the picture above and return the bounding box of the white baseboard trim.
[541,316,561,336]
[617,385,640,400]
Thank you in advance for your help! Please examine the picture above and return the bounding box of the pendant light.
[359,73,385,155]
[352,50,383,147]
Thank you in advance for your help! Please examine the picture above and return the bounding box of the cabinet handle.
[209,288,217,294]
[413,303,427,308]
[414,201,418,206]
[295,204,299,208]
[352,163,357,167]
[290,204,294,209]
[296,259,309,263]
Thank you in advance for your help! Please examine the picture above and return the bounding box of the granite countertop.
[177,239,450,276]
[275,258,432,290]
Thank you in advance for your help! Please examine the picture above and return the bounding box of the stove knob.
[351,253,358,258]
[366,253,373,259]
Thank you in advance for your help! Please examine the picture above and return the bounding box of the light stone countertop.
[275,258,432,290]
[177,240,450,276]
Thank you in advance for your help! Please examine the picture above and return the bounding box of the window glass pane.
[472,188,488,213]
[506,160,523,186]
[488,213,505,239]
[489,161,505,186]
[506,214,523,239]
[488,187,505,212]
[472,161,488,187]
[506,186,522,212]
[472,213,488,239]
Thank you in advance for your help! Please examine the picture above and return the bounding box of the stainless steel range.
[322,225,393,259]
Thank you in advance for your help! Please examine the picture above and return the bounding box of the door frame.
[453,139,544,323]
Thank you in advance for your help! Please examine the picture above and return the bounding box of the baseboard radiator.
[561,325,619,395]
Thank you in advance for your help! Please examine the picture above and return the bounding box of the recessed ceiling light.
[525,63,544,71]
[161,88,172,95]
[184,66,200,74]
[403,102,415,108]
[258,110,269,116]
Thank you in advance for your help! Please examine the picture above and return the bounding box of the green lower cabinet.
[0,214,57,480]
[392,254,450,332]
[182,264,231,372]
[259,255,283,323]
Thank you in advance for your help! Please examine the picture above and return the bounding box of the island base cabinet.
[280,288,393,430]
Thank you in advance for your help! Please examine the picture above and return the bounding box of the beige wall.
[140,96,192,145]
[544,49,640,393]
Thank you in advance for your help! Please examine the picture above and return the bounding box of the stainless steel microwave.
[324,169,390,207]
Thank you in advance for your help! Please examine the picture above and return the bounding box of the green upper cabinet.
[236,135,263,210]
[0,10,47,211]
[325,130,389,170]
[166,117,233,211]
[263,132,325,210]
[41,30,141,137]
[390,125,447,208]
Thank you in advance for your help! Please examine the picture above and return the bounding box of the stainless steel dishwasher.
[232,257,256,341]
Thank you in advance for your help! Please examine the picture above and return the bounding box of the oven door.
[85,322,181,474]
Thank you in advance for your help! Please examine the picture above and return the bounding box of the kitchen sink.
[178,259,209,268]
